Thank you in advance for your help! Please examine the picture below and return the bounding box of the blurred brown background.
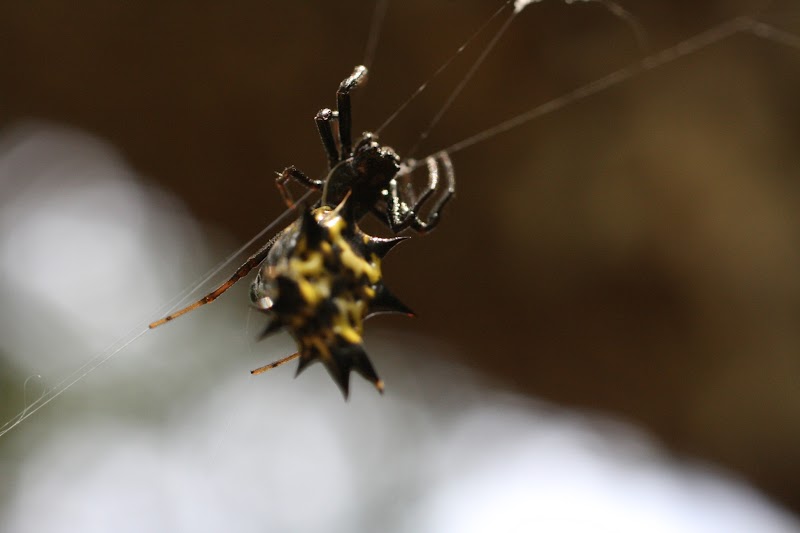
[2,0,799,515]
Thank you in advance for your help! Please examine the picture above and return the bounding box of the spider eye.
[354,134,381,155]
[381,147,399,162]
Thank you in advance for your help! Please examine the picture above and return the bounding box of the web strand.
[363,0,391,69]
[376,0,516,135]
[423,16,800,162]
[403,0,649,159]
[405,8,519,159]
[596,0,650,53]
[750,19,800,50]
[0,191,314,437]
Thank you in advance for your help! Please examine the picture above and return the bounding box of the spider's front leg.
[383,152,455,234]
[312,65,369,171]
[315,108,340,170]
[275,165,323,209]
[336,65,368,159]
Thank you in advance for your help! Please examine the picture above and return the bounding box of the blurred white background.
[1,123,797,533]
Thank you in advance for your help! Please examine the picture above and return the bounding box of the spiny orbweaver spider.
[149,66,455,397]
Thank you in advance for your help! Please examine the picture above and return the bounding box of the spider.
[149,65,455,397]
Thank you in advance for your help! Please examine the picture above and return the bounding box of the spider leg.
[315,108,340,169]
[275,165,324,208]
[337,65,368,159]
[385,152,455,234]
[250,352,299,375]
[148,235,278,329]
[412,152,455,233]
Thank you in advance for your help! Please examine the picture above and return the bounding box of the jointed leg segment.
[337,65,368,159]
[250,352,300,375]
[383,151,455,234]
[275,166,323,208]
[315,108,340,169]
[148,236,278,329]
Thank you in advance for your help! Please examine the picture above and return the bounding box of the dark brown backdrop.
[2,0,799,513]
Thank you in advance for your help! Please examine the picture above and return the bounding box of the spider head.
[353,132,400,183]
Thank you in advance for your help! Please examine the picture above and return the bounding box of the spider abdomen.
[249,199,411,397]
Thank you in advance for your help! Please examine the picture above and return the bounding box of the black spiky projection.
[249,196,414,397]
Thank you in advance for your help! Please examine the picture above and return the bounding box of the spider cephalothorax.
[320,132,402,220]
[276,65,454,235]
[249,197,412,396]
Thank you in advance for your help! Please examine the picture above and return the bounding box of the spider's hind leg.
[149,235,278,329]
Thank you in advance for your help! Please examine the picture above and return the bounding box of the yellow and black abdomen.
[250,200,412,397]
